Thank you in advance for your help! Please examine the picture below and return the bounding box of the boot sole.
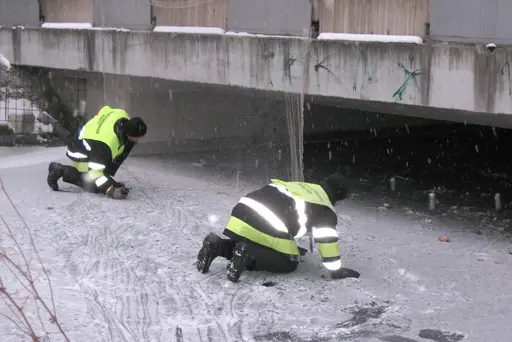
[226,243,248,283]
[197,233,222,274]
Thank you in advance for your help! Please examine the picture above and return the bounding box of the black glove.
[113,181,125,188]
[106,185,129,199]
[298,246,308,256]
[330,267,360,280]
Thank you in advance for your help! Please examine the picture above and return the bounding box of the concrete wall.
[93,0,152,30]
[2,27,512,124]
[154,0,227,28]
[314,0,429,36]
[40,0,93,23]
[430,0,512,44]
[0,0,40,27]
[227,0,311,36]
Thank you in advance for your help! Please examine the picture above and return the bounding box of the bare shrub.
[0,178,70,341]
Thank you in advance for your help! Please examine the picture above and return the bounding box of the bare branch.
[0,312,30,335]
[0,180,56,313]
[0,279,39,340]
[0,251,36,296]
[0,211,33,279]
[0,178,70,341]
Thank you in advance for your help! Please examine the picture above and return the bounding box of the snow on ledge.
[153,26,225,35]
[91,27,130,32]
[0,54,11,71]
[41,22,93,30]
[317,33,423,44]
[225,31,254,36]
[225,31,301,39]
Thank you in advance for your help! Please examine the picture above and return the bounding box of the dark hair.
[123,117,147,137]
[319,172,349,204]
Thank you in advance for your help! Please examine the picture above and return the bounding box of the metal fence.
[0,67,86,145]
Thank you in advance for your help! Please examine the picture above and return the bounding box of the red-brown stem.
[0,180,70,341]
[0,312,30,335]
[0,279,38,340]
[0,183,57,315]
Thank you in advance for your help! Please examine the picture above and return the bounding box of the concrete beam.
[1,27,512,119]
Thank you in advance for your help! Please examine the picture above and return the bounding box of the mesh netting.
[2,49,308,184]
[131,81,305,184]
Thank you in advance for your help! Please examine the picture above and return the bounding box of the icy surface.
[41,23,93,30]
[317,33,424,44]
[0,54,11,71]
[0,148,511,341]
[153,26,225,35]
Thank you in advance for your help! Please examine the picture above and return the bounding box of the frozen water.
[153,26,225,35]
[0,148,511,341]
[317,33,423,44]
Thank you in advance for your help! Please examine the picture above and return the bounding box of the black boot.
[47,162,64,191]
[227,242,251,283]
[197,233,227,274]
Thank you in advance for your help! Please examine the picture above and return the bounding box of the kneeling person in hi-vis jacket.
[46,105,147,199]
[196,172,360,282]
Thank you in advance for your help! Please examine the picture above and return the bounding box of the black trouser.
[61,165,83,188]
[61,163,106,193]
[219,235,299,274]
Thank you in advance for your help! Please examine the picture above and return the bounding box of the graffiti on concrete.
[392,54,424,102]
[283,56,299,85]
[262,51,275,87]
[314,52,343,89]
[352,49,377,92]
[501,61,512,96]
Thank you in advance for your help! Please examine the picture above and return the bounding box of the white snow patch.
[153,26,225,35]
[225,31,254,36]
[207,214,220,224]
[0,54,11,71]
[225,31,300,39]
[317,33,423,44]
[91,27,130,32]
[41,22,93,30]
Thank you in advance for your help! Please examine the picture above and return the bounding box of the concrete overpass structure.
[1,0,512,179]
[1,26,512,124]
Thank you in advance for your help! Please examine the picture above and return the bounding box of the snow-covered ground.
[0,147,511,342]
